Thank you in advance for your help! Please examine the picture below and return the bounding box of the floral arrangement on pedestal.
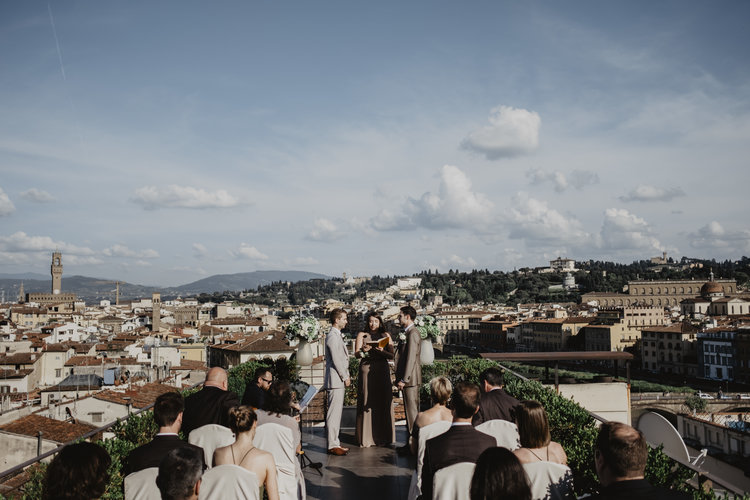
[415,315,440,341]
[284,315,321,343]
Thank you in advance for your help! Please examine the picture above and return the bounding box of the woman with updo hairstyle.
[42,442,111,499]
[470,447,532,500]
[213,405,280,500]
[256,380,302,454]
[410,376,453,454]
[513,400,567,465]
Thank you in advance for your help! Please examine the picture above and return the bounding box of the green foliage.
[684,394,708,412]
[345,356,360,406]
[646,445,693,493]
[110,410,157,447]
[227,358,298,399]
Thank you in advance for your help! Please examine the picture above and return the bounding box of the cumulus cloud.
[232,244,269,260]
[306,218,345,242]
[192,243,208,258]
[619,185,685,202]
[527,168,600,192]
[598,208,663,251]
[0,231,95,255]
[461,105,541,160]
[0,187,15,216]
[371,165,494,231]
[102,244,159,259]
[131,185,241,210]
[20,188,55,203]
[506,193,589,244]
[688,221,750,251]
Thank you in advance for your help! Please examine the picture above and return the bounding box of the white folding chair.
[188,423,235,468]
[199,464,260,500]
[432,462,475,500]
[522,461,574,500]
[475,419,521,450]
[407,420,452,500]
[254,422,305,500]
[124,467,160,500]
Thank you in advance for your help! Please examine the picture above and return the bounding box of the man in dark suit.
[472,366,520,425]
[421,382,496,500]
[395,304,421,454]
[124,392,204,475]
[589,422,690,500]
[182,367,240,436]
[241,366,273,409]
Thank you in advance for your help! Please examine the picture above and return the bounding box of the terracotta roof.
[0,414,97,444]
[642,322,699,335]
[0,353,41,365]
[211,330,293,353]
[65,356,104,367]
[0,368,33,379]
[171,359,207,371]
[93,382,178,409]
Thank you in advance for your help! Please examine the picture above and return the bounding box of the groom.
[395,304,421,454]
[325,308,351,456]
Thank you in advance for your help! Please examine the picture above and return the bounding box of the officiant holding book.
[354,311,395,447]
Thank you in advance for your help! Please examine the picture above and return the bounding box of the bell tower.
[152,292,161,332]
[51,252,63,295]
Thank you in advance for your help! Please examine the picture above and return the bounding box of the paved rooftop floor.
[300,424,415,500]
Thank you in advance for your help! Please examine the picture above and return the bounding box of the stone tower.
[51,252,63,294]
[152,292,161,332]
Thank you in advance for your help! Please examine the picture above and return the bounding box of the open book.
[366,336,391,349]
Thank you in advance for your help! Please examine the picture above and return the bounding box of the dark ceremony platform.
[300,424,414,500]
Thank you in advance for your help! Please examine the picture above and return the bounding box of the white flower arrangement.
[285,315,321,343]
[415,315,440,341]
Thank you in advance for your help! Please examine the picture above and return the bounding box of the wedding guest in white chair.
[156,447,204,500]
[470,447,532,500]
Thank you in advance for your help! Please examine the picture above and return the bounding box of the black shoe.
[396,445,412,456]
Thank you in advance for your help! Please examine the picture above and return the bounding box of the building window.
[55,369,61,378]
[90,412,103,423]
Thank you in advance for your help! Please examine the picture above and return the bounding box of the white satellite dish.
[637,411,690,463]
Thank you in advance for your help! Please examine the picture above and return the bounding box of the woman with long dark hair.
[513,400,567,465]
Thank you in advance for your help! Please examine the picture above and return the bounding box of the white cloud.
[20,188,55,203]
[619,185,685,202]
[598,208,663,251]
[102,244,159,259]
[232,244,269,260]
[440,255,477,269]
[461,105,541,160]
[306,218,344,242]
[0,187,15,216]
[192,243,208,258]
[527,168,600,192]
[0,231,95,255]
[688,221,750,251]
[371,165,494,231]
[507,193,589,244]
[130,185,242,210]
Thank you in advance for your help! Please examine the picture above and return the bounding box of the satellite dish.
[637,411,689,463]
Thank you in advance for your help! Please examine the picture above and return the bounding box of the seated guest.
[421,382,497,500]
[513,400,567,465]
[472,367,520,425]
[214,405,280,500]
[156,446,204,500]
[124,391,204,475]
[256,380,301,454]
[470,447,532,500]
[410,376,453,454]
[589,421,691,499]
[182,367,240,436]
[43,442,111,500]
[242,366,273,409]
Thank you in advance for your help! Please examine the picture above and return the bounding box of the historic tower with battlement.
[51,251,63,295]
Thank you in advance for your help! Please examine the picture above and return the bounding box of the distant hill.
[0,270,331,303]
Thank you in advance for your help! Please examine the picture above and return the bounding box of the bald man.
[182,367,240,436]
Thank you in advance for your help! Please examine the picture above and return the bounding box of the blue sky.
[1,1,749,287]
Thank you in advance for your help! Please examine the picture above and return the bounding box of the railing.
[496,360,747,496]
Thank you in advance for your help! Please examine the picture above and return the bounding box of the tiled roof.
[211,330,293,353]
[65,355,104,367]
[0,414,97,444]
[0,353,40,365]
[93,382,178,409]
[171,359,207,371]
[642,322,699,334]
[0,368,33,379]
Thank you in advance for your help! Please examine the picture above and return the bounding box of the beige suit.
[395,324,421,436]
[324,327,350,449]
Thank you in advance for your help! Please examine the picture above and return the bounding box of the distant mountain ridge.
[0,270,331,302]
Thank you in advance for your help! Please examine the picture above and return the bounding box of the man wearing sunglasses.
[242,366,274,410]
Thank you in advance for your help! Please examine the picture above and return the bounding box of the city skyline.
[1,1,749,286]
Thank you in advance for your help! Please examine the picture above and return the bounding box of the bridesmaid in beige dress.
[355,311,395,447]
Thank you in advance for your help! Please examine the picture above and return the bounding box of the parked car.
[738,393,750,400]
[697,391,714,399]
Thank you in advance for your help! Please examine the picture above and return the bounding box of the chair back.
[199,464,260,500]
[522,461,574,500]
[188,423,235,468]
[254,422,300,500]
[407,420,452,500]
[432,462,475,500]
[475,419,521,450]
[124,467,160,500]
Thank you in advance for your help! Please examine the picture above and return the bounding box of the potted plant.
[285,315,321,366]
[415,315,440,365]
